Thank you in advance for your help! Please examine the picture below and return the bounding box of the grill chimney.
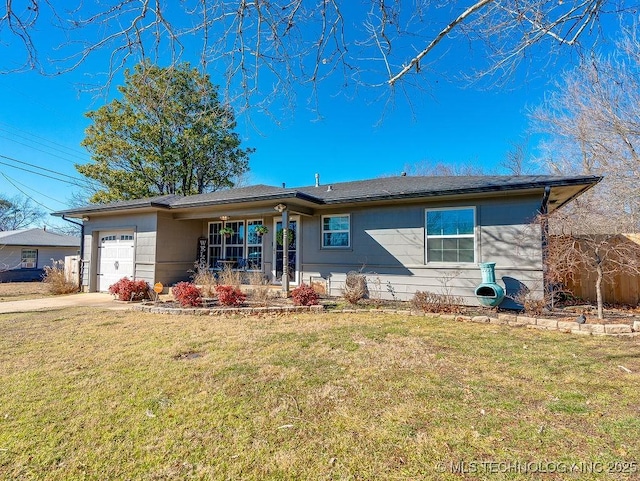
[282,182,286,188]
[315,173,320,187]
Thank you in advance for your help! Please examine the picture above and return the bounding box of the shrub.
[172,282,203,307]
[216,284,246,306]
[42,259,78,295]
[217,264,242,288]
[291,283,319,306]
[411,290,462,314]
[191,264,217,297]
[343,271,368,305]
[108,277,150,301]
[247,270,272,306]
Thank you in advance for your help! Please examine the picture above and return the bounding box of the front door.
[273,217,299,285]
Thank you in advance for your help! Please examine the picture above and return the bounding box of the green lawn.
[1,308,639,480]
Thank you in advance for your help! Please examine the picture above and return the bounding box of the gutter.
[61,215,84,289]
[540,185,551,215]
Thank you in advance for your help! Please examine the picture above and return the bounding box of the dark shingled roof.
[52,174,601,216]
[295,175,601,203]
[0,228,80,247]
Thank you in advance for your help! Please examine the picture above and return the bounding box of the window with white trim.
[208,222,222,268]
[21,249,38,269]
[246,220,264,270]
[208,220,264,270]
[425,207,475,263]
[322,214,350,248]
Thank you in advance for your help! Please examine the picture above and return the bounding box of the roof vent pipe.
[326,185,332,192]
[282,182,286,188]
[315,173,320,187]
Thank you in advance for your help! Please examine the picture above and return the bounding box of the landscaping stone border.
[337,309,639,338]
[130,303,639,338]
[132,303,324,316]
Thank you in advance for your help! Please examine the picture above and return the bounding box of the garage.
[98,232,135,291]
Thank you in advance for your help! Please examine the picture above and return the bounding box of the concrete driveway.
[0,292,127,314]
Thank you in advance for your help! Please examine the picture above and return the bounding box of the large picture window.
[208,220,263,270]
[425,208,475,263]
[322,214,350,248]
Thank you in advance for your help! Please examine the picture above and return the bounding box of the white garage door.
[98,232,135,292]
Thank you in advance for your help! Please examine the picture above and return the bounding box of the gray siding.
[300,195,545,305]
[154,214,204,286]
[0,246,78,271]
[82,213,158,291]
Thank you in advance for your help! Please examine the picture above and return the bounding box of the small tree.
[78,62,253,203]
[541,211,640,319]
[0,195,45,231]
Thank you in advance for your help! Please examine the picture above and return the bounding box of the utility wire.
[0,122,88,159]
[0,171,68,206]
[1,172,54,212]
[0,154,98,187]
[0,132,88,164]
[0,159,87,186]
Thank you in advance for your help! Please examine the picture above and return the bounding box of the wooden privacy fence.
[64,256,80,286]
[562,234,640,306]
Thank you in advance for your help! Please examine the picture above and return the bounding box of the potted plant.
[254,225,268,236]
[220,226,234,238]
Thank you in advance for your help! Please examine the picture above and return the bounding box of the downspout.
[540,186,551,308]
[61,215,84,290]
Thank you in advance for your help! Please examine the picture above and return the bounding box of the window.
[246,220,263,270]
[208,222,222,268]
[425,207,475,263]
[322,214,350,248]
[208,220,263,270]
[21,249,38,269]
[224,221,245,263]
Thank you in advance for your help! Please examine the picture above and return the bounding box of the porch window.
[246,220,263,270]
[208,220,263,270]
[425,207,475,263]
[224,221,245,263]
[322,214,350,248]
[21,249,38,269]
[208,222,222,268]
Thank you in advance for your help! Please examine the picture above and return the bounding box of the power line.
[0,121,88,160]
[1,171,55,212]
[0,153,98,187]
[0,171,68,207]
[0,130,88,164]
[0,158,87,186]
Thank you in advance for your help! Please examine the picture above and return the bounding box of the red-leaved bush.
[108,278,150,301]
[291,283,319,306]
[172,282,203,307]
[215,285,246,306]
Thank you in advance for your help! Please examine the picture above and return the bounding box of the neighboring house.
[53,175,600,305]
[0,228,81,282]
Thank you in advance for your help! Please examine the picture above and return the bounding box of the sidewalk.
[0,292,126,314]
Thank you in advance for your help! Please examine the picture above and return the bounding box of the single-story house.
[0,228,81,282]
[53,174,600,305]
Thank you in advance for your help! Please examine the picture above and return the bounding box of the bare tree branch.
[0,1,633,110]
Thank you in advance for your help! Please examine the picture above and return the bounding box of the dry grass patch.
[0,309,639,479]
[0,281,51,302]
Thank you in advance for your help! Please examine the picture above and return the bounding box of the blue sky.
[0,67,544,225]
[0,7,567,230]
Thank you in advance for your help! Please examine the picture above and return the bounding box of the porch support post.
[281,208,289,294]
